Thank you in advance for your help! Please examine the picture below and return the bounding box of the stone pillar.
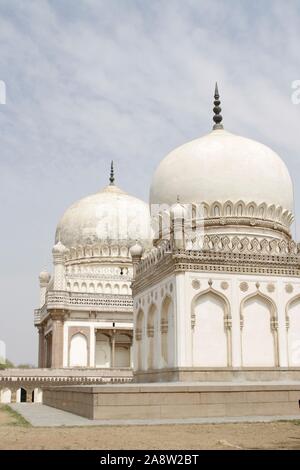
[111,332,116,368]
[89,326,95,367]
[38,272,50,307]
[26,390,33,403]
[51,313,64,368]
[38,326,45,368]
[11,389,16,403]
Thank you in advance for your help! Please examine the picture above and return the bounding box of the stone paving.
[9,403,300,427]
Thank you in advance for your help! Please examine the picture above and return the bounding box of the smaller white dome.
[52,240,67,254]
[130,242,144,258]
[39,271,51,283]
[56,183,152,250]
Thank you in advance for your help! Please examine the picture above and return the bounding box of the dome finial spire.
[109,160,115,185]
[213,82,223,130]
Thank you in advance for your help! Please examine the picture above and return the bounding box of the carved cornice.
[132,236,300,294]
[202,200,293,227]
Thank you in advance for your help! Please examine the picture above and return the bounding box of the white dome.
[150,129,294,215]
[56,184,151,249]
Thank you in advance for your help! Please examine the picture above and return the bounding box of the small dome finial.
[109,160,115,185]
[213,82,223,130]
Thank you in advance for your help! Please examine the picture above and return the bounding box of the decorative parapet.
[35,291,134,324]
[64,243,133,263]
[34,309,41,325]
[137,236,300,276]
[0,368,133,385]
[132,235,300,294]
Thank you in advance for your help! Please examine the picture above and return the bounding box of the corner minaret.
[109,160,115,185]
[213,82,223,130]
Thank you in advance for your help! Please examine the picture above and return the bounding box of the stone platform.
[134,367,300,383]
[44,381,300,420]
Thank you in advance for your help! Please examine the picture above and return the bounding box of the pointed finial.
[213,82,223,130]
[177,195,180,203]
[109,160,115,185]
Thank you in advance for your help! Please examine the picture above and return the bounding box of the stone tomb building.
[44,87,300,420]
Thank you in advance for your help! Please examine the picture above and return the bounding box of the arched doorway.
[20,388,27,403]
[115,334,131,367]
[95,333,111,368]
[241,293,277,367]
[192,290,230,367]
[69,333,88,367]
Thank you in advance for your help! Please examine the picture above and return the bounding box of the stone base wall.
[134,367,300,383]
[44,382,300,420]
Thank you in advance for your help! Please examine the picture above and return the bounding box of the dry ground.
[1,405,300,450]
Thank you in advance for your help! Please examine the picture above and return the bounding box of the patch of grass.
[2,405,30,427]
[275,419,300,426]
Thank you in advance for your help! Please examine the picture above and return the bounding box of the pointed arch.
[160,295,174,367]
[240,291,278,367]
[135,308,145,370]
[234,200,246,217]
[147,303,158,369]
[69,332,88,367]
[211,201,222,218]
[246,201,257,218]
[223,200,234,217]
[191,288,232,367]
[286,294,300,366]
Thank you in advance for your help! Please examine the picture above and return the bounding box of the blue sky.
[1,0,300,364]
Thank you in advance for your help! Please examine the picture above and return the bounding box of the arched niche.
[240,292,278,367]
[160,295,174,368]
[95,332,111,368]
[286,295,300,366]
[191,288,232,367]
[115,333,131,368]
[136,309,144,370]
[69,332,88,367]
[0,388,11,404]
[147,303,158,370]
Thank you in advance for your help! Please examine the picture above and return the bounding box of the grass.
[1,405,30,427]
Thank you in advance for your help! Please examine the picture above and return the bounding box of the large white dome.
[150,129,293,211]
[56,183,151,249]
